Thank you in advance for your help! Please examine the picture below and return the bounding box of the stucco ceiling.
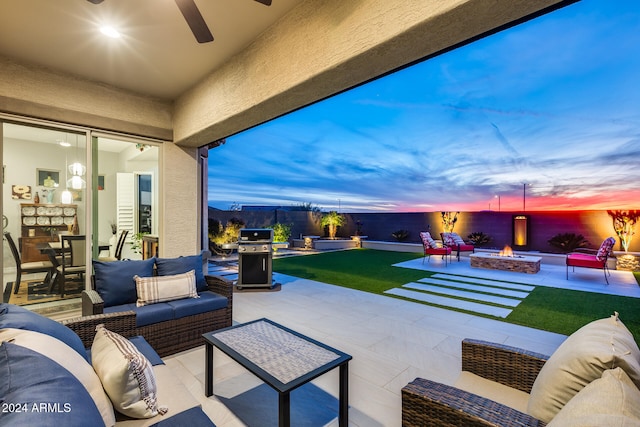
[0,0,299,100]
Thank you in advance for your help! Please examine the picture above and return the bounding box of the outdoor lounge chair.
[566,236,616,285]
[419,231,451,266]
[441,232,475,261]
[402,313,640,426]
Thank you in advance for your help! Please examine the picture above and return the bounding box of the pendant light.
[66,133,86,189]
[61,133,75,203]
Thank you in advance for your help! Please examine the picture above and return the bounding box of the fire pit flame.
[491,244,524,258]
[499,245,514,257]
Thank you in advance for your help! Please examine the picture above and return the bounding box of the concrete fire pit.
[470,252,542,274]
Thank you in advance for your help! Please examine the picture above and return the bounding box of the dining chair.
[3,232,55,295]
[98,230,129,262]
[57,234,87,296]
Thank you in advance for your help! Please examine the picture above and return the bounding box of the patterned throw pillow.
[596,237,616,261]
[450,233,466,245]
[442,233,457,246]
[91,325,167,419]
[419,232,438,249]
[134,270,199,307]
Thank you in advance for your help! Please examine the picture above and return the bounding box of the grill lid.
[239,228,274,242]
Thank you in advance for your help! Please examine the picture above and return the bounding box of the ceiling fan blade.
[174,0,214,43]
[86,0,104,4]
[254,0,272,5]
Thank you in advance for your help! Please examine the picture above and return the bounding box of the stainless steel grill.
[237,228,273,289]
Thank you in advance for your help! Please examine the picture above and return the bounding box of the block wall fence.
[208,209,638,253]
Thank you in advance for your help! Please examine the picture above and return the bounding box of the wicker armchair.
[402,339,549,427]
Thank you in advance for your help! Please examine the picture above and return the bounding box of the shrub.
[272,223,292,243]
[467,231,491,247]
[548,233,590,253]
[391,230,410,242]
[209,217,245,255]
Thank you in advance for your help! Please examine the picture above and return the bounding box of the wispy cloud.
[209,0,640,212]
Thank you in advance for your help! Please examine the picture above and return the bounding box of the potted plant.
[321,211,345,239]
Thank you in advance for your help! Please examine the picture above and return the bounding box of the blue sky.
[208,0,640,212]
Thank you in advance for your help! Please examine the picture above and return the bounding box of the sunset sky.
[208,0,640,213]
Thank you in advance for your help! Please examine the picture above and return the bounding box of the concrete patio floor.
[394,255,640,298]
[164,254,630,426]
[29,250,640,426]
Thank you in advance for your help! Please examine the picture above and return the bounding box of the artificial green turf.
[273,248,640,340]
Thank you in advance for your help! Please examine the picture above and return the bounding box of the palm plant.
[547,233,590,253]
[467,231,491,247]
[321,211,345,239]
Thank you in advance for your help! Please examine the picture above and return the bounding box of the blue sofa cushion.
[93,258,156,307]
[128,336,164,366]
[150,406,216,426]
[0,342,103,427]
[104,303,174,327]
[0,303,88,361]
[167,291,228,319]
[156,252,208,292]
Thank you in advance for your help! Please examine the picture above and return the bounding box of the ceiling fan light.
[100,26,121,38]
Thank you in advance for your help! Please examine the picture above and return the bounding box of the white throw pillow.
[134,270,198,307]
[91,324,167,419]
[0,328,116,427]
[527,313,640,423]
[548,368,640,426]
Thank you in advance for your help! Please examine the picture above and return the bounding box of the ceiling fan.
[87,0,272,44]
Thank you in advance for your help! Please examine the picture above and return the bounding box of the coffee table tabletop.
[203,318,352,427]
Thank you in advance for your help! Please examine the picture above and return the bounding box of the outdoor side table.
[203,318,352,427]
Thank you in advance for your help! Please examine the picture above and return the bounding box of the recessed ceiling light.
[100,25,121,38]
[58,140,71,147]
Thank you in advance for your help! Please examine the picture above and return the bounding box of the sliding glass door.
[2,119,160,306]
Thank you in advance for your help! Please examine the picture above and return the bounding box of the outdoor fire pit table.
[470,252,542,274]
[203,318,352,427]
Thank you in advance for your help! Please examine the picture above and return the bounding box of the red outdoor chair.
[566,237,616,285]
[419,231,451,266]
[441,232,475,261]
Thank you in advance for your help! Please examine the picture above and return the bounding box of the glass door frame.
[2,113,163,303]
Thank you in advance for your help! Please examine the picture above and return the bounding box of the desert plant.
[291,202,322,212]
[467,231,491,247]
[272,223,292,243]
[608,210,639,252]
[441,211,460,233]
[321,211,345,238]
[208,217,245,255]
[391,229,410,242]
[547,232,590,253]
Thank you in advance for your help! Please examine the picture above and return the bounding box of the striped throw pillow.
[91,325,167,419]
[134,270,199,307]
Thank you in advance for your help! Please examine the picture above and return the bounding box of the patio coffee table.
[203,318,352,427]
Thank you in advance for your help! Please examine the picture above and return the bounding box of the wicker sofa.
[402,314,640,426]
[82,253,233,358]
[0,303,215,426]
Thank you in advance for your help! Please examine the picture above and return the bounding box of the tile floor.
[163,253,633,426]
